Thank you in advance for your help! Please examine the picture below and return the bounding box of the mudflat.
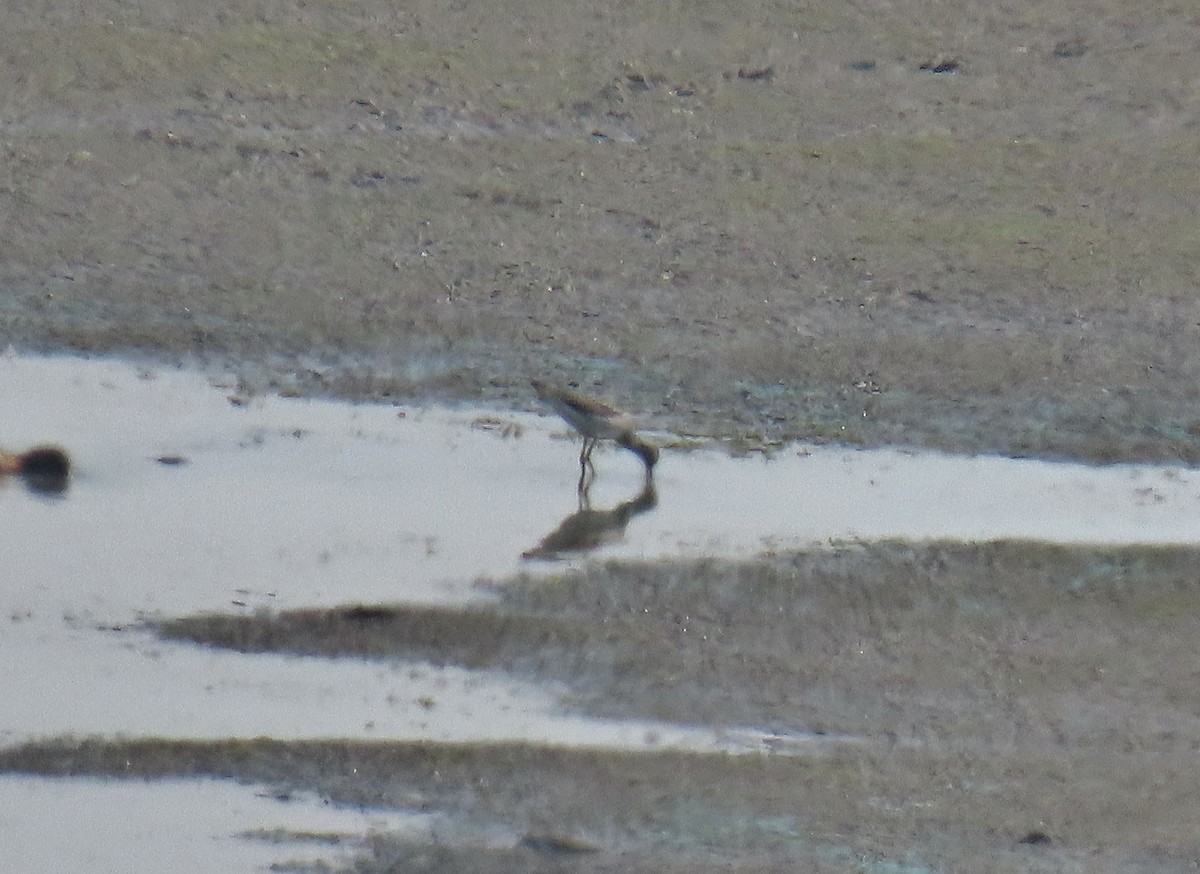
[10,543,1200,871]
[4,1,1200,871]
[4,0,1200,460]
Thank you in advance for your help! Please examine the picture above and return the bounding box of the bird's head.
[627,436,659,471]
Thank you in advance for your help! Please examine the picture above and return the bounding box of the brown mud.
[8,542,1200,871]
[4,1,1200,460]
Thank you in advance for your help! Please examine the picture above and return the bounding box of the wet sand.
[5,0,1200,870]
[9,541,1200,872]
[4,0,1200,463]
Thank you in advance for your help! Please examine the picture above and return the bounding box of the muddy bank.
[0,736,1127,874]
[7,542,1200,871]
[4,1,1200,461]
[158,540,1200,740]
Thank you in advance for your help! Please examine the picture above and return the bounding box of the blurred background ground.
[4,0,1200,459]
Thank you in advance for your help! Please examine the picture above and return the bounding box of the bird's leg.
[577,479,593,509]
[577,438,590,493]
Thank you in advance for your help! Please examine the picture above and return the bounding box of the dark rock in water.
[919,57,961,74]
[520,833,601,855]
[19,446,71,494]
[1053,38,1087,58]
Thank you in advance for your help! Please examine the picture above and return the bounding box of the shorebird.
[531,380,658,487]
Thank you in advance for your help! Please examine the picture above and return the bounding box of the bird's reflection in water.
[522,479,658,560]
[0,445,71,495]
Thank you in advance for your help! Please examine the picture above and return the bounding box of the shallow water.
[4,355,829,749]
[5,352,1200,744]
[0,775,434,872]
[6,356,1198,615]
[5,352,1200,871]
